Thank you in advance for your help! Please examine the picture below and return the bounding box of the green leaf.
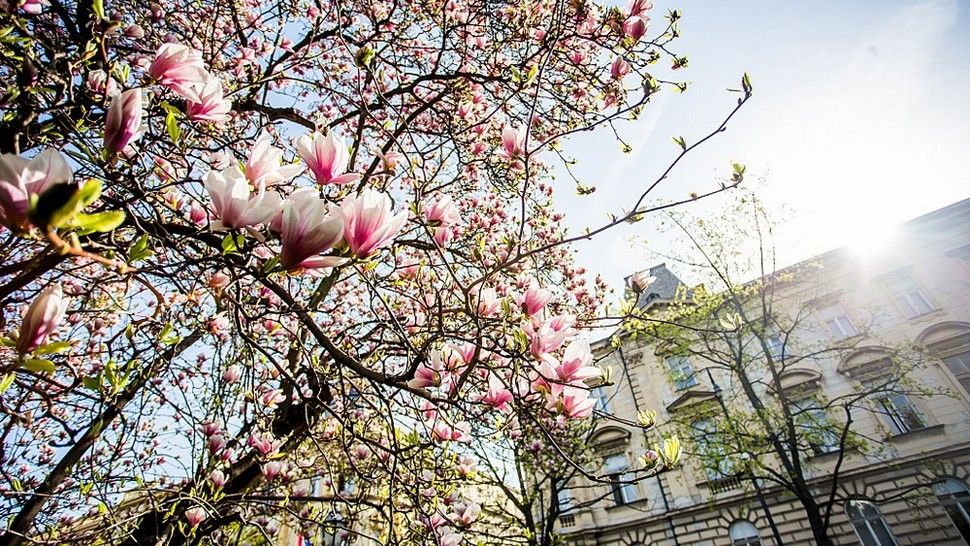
[741,72,753,96]
[23,358,55,374]
[166,111,181,144]
[83,375,101,391]
[525,65,538,86]
[41,179,102,229]
[74,211,126,233]
[92,0,105,20]
[34,341,72,355]
[0,373,15,395]
[129,234,153,263]
[221,234,239,254]
[672,136,687,151]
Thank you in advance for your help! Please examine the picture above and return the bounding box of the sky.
[555,0,970,298]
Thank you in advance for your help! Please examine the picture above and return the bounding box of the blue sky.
[556,0,970,296]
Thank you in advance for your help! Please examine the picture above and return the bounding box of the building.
[560,198,970,545]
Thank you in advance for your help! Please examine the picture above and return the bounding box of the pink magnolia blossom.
[204,166,281,230]
[482,376,513,412]
[209,469,227,488]
[208,434,227,453]
[549,386,596,419]
[103,89,143,154]
[187,76,232,123]
[628,270,656,293]
[475,288,500,317]
[20,0,47,14]
[189,203,207,225]
[222,364,242,383]
[0,149,72,231]
[630,0,653,17]
[16,283,70,354]
[542,338,599,385]
[623,15,648,41]
[86,70,118,97]
[452,503,480,526]
[245,133,303,188]
[339,188,407,258]
[433,421,471,442]
[149,43,208,101]
[496,125,526,159]
[259,388,285,409]
[516,283,552,317]
[248,433,279,456]
[296,131,360,186]
[374,148,407,171]
[611,56,631,80]
[276,189,346,273]
[261,461,283,481]
[185,507,206,528]
[438,532,463,546]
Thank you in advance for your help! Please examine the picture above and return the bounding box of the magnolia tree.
[0,0,749,544]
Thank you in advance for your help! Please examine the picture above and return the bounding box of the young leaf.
[23,358,55,374]
[0,373,14,395]
[74,211,126,233]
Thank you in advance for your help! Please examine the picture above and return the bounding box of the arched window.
[845,499,898,546]
[728,520,762,546]
[934,478,970,540]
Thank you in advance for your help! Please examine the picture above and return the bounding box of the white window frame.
[666,355,698,390]
[728,520,762,546]
[886,276,933,318]
[873,392,926,435]
[603,453,637,505]
[845,499,899,546]
[819,303,858,340]
[591,386,611,412]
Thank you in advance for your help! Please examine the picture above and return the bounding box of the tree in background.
[0,0,749,544]
[622,191,942,546]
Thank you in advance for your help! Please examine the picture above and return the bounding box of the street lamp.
[320,512,345,546]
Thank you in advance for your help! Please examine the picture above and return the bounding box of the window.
[872,392,925,435]
[765,333,786,360]
[791,398,840,454]
[729,520,762,546]
[690,418,734,480]
[845,499,898,546]
[603,454,636,505]
[666,355,698,390]
[556,485,573,513]
[886,276,933,318]
[590,386,610,412]
[819,303,858,340]
[943,351,970,396]
[935,478,970,540]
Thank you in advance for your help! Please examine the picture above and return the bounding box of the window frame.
[603,453,637,505]
[591,385,611,413]
[933,478,970,541]
[886,275,934,319]
[665,355,698,391]
[818,302,859,340]
[728,519,762,546]
[845,499,899,546]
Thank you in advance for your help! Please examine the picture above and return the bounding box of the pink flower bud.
[103,88,143,154]
[222,364,242,383]
[610,57,631,80]
[209,469,226,488]
[149,43,208,102]
[17,283,69,354]
[185,507,206,527]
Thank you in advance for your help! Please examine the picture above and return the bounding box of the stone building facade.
[560,198,970,545]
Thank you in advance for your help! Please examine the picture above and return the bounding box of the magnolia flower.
[658,436,683,467]
[611,56,631,80]
[245,133,303,188]
[0,149,72,231]
[496,125,526,159]
[475,288,500,318]
[103,88,144,154]
[453,503,480,526]
[16,283,70,354]
[516,283,552,317]
[261,461,283,481]
[276,189,346,273]
[187,76,232,123]
[86,69,118,97]
[222,364,242,383]
[637,409,657,428]
[623,15,648,41]
[628,270,656,293]
[432,421,471,442]
[551,386,596,419]
[438,532,463,546]
[424,194,461,246]
[209,469,227,488]
[149,43,208,101]
[630,0,653,17]
[546,338,598,385]
[339,189,407,258]
[640,449,660,470]
[374,149,407,171]
[203,166,281,230]
[185,507,206,528]
[482,376,513,412]
[20,0,47,14]
[296,131,360,186]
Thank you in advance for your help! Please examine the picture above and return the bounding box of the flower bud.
[103,89,144,154]
[17,283,69,354]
